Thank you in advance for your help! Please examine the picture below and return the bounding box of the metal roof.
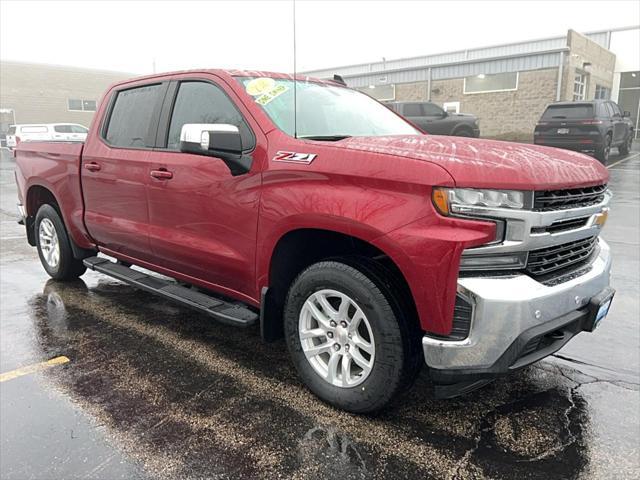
[303,26,638,87]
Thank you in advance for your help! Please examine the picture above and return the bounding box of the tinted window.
[167,81,253,151]
[402,104,423,116]
[71,125,88,134]
[604,103,616,117]
[54,125,72,133]
[609,102,622,116]
[423,103,444,116]
[541,104,593,119]
[105,84,163,148]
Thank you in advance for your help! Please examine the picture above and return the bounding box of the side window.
[423,103,444,116]
[610,103,622,117]
[166,81,254,151]
[71,125,88,134]
[105,83,163,148]
[54,125,72,133]
[402,103,423,117]
[604,103,615,118]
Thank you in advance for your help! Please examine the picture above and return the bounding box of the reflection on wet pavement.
[16,276,634,479]
[1,151,639,479]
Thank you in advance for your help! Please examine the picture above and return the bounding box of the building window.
[463,72,518,94]
[356,84,395,101]
[68,98,97,112]
[573,73,588,101]
[594,85,611,100]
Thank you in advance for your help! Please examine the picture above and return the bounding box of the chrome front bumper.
[423,238,612,372]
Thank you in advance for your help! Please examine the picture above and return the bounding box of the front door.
[82,82,167,262]
[145,79,261,300]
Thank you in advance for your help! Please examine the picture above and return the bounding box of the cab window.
[166,81,254,151]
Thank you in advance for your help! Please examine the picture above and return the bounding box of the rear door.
[608,102,626,144]
[81,81,168,262]
[144,77,262,300]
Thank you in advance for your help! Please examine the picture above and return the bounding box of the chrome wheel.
[299,289,375,388]
[39,218,60,268]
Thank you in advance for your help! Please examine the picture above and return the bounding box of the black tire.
[619,133,632,156]
[595,134,612,164]
[452,127,474,137]
[284,260,420,413]
[35,204,86,280]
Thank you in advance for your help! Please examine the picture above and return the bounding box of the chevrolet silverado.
[14,70,614,412]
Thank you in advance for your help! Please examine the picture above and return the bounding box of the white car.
[6,123,88,149]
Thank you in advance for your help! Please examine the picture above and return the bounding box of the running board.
[83,257,258,327]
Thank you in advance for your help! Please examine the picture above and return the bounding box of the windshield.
[236,77,420,139]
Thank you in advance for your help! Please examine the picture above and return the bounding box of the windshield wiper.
[298,135,352,141]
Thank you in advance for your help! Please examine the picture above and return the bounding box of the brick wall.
[0,61,131,127]
[562,29,616,101]
[394,68,558,142]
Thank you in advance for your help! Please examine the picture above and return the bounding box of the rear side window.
[541,104,593,120]
[54,125,72,133]
[21,126,48,133]
[402,104,423,116]
[71,125,88,134]
[423,103,444,116]
[105,84,163,148]
[609,102,622,117]
[166,81,254,151]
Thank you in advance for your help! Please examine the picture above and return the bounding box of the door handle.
[84,162,101,172]
[150,169,173,180]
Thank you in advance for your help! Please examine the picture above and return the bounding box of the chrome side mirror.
[179,123,250,175]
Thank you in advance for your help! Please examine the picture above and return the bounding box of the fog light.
[459,252,527,271]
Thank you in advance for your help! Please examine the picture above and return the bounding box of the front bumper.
[423,238,612,393]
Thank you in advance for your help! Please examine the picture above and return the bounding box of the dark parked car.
[385,101,480,137]
[534,100,634,163]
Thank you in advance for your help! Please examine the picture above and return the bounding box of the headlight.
[432,188,525,215]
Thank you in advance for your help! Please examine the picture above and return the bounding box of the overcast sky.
[1,0,638,75]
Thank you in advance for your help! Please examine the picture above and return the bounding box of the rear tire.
[595,134,611,164]
[619,133,632,156]
[284,260,420,413]
[35,204,86,280]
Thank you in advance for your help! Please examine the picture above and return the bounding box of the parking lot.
[0,146,638,479]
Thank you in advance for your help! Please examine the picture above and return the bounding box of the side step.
[83,257,258,327]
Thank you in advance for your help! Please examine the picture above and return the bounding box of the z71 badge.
[272,151,317,164]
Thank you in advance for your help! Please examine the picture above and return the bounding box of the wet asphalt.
[0,147,638,479]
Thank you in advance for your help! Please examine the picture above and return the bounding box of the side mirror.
[623,111,631,117]
[179,123,251,175]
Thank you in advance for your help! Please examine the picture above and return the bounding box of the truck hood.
[337,135,608,189]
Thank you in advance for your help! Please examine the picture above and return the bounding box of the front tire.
[35,204,86,280]
[284,260,419,413]
[595,134,611,163]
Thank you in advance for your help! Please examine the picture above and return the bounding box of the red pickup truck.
[15,70,614,413]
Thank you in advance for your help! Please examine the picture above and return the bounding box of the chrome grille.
[534,184,607,211]
[526,236,598,277]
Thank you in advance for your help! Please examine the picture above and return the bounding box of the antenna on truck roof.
[292,0,298,139]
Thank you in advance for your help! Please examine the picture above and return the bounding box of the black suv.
[534,100,634,163]
[385,101,480,137]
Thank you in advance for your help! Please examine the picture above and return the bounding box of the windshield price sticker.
[245,77,289,105]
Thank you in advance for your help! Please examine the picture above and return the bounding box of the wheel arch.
[259,226,419,342]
